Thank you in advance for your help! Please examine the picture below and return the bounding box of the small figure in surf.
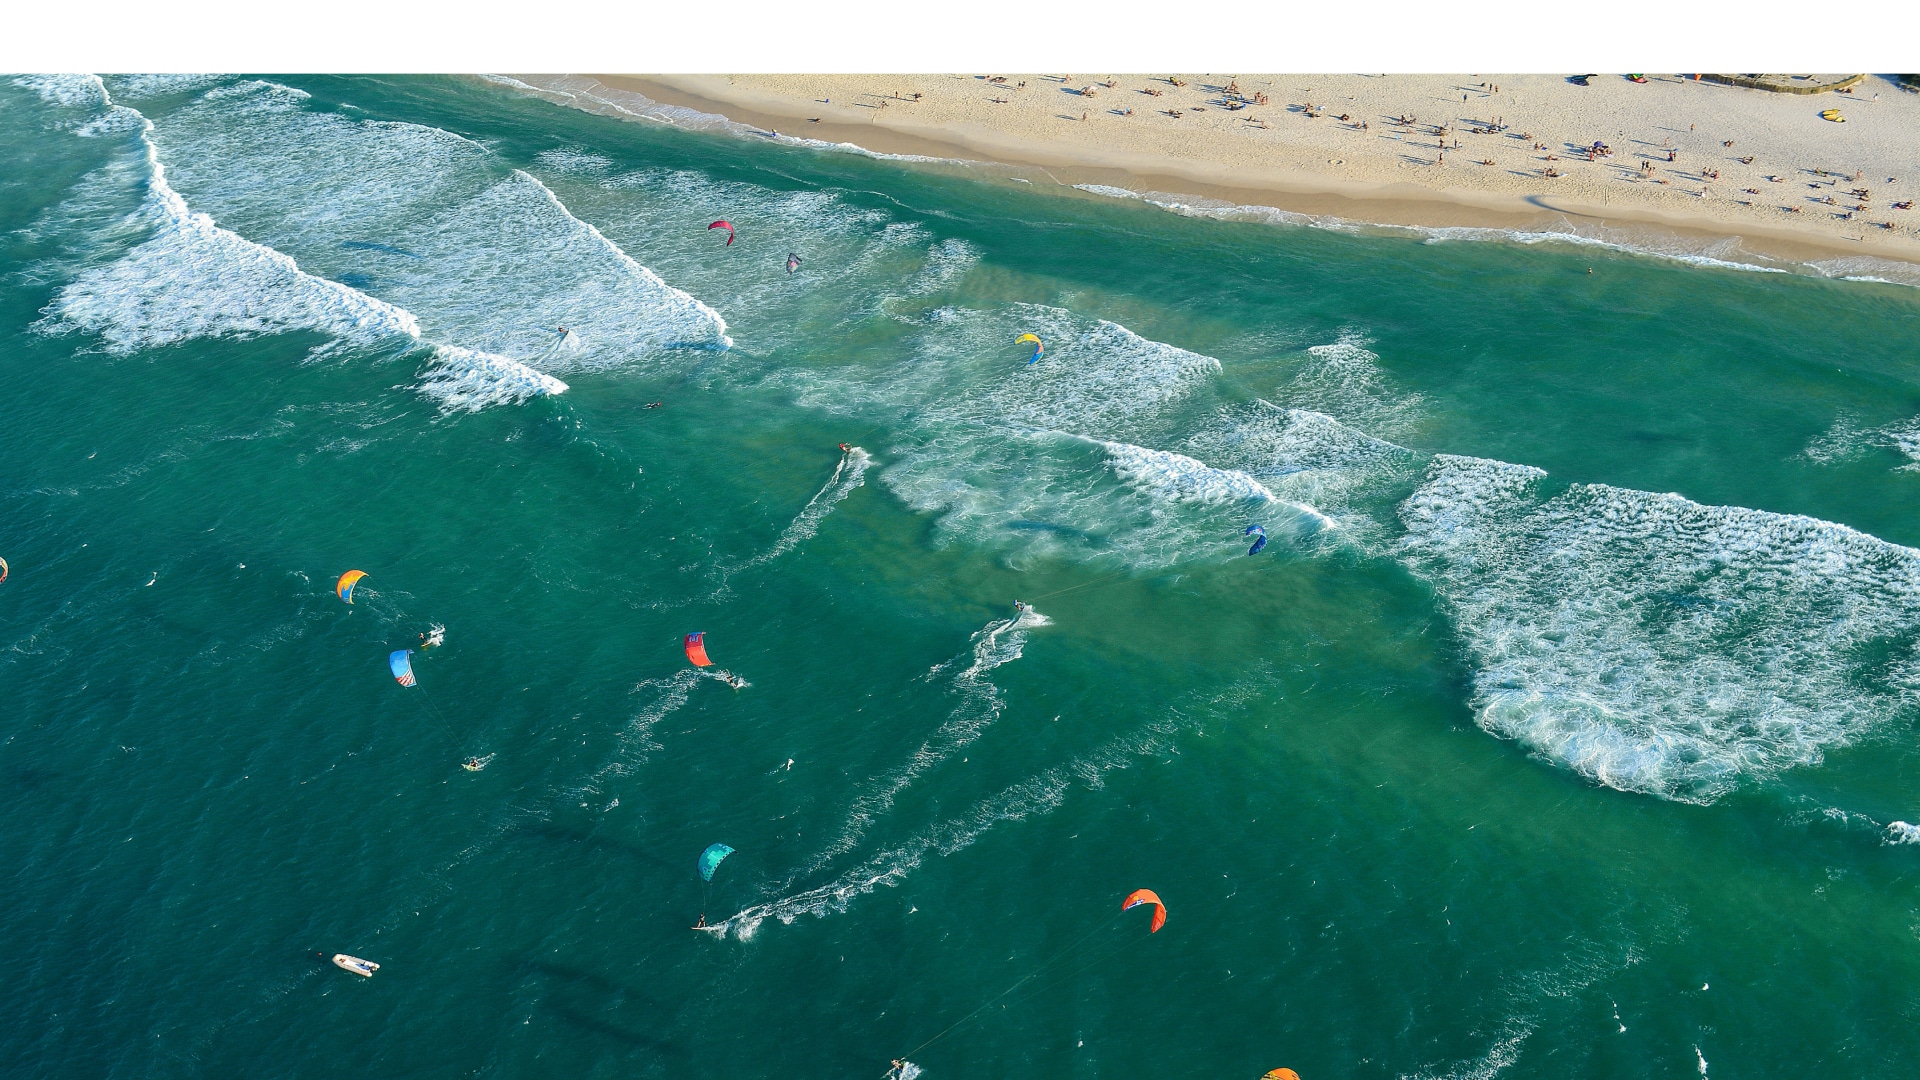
[645,402,664,410]
[692,913,707,929]
[723,673,748,689]
[1013,600,1029,619]
[418,624,445,649]
[787,253,802,274]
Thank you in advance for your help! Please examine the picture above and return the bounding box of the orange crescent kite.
[1122,888,1166,933]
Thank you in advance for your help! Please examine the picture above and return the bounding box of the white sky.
[5,0,1917,82]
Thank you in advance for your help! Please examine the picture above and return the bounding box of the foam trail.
[376,668,705,936]
[708,711,1181,941]
[1887,822,1920,845]
[1400,454,1920,802]
[573,669,702,797]
[713,447,871,596]
[791,605,1049,882]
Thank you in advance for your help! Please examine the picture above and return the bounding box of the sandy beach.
[530,73,1920,272]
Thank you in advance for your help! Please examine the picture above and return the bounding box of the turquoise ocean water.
[6,73,1920,1079]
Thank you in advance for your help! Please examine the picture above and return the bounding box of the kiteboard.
[332,954,379,977]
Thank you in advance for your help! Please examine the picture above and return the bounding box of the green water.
[5,74,1920,1079]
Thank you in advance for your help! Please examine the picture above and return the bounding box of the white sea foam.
[1099,438,1339,537]
[415,345,568,412]
[782,305,1230,565]
[13,73,111,109]
[1802,413,1878,465]
[25,80,587,414]
[1400,1030,1529,1080]
[539,160,961,352]
[1887,821,1920,845]
[104,74,226,100]
[1283,333,1425,435]
[38,93,421,355]
[1074,174,1920,286]
[1884,418,1920,471]
[1182,402,1417,528]
[710,712,1181,941]
[1400,454,1920,802]
[151,80,729,366]
[1101,440,1276,505]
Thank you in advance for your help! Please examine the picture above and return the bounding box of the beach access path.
[591,73,1920,266]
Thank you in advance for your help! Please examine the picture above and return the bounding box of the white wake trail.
[706,712,1181,941]
[788,605,1051,884]
[712,447,871,597]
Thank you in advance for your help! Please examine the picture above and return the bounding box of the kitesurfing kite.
[1245,524,1267,556]
[336,569,367,603]
[1262,1070,1302,1080]
[1016,333,1044,363]
[389,649,417,687]
[787,252,801,274]
[709,220,735,246]
[698,843,734,881]
[1122,888,1166,933]
[0,555,8,584]
[684,632,714,668]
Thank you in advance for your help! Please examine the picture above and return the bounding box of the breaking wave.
[1399,454,1920,802]
[416,345,568,412]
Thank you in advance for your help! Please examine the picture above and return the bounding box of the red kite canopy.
[684,632,714,667]
[1122,888,1166,933]
[708,220,735,246]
